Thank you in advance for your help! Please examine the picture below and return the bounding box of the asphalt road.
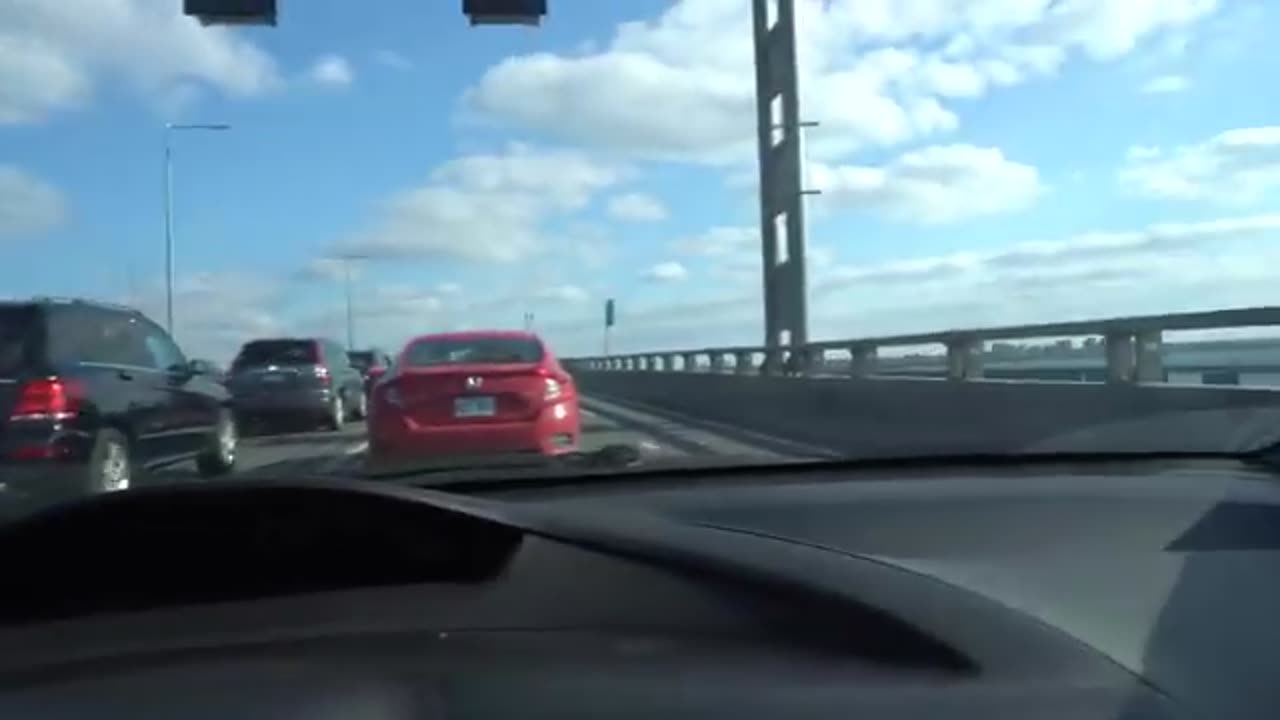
[150,394,810,483]
[0,394,816,523]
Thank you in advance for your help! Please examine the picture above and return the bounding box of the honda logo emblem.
[465,376,484,389]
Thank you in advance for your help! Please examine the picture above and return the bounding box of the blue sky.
[2,0,1279,362]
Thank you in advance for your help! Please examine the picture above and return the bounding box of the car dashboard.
[0,458,1277,719]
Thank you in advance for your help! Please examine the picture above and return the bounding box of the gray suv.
[226,338,365,432]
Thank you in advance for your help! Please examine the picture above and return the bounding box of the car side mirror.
[367,366,387,382]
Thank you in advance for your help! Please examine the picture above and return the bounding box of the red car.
[367,331,580,464]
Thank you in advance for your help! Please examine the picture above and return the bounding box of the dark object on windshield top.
[464,0,547,26]
[184,0,276,26]
[0,297,236,502]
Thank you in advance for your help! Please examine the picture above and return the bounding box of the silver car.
[226,338,366,432]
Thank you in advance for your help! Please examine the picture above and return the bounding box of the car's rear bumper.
[231,387,333,416]
[369,401,580,460]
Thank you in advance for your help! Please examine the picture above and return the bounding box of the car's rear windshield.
[348,351,375,370]
[0,306,36,376]
[232,340,320,369]
[403,337,544,367]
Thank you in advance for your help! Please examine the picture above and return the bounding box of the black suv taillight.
[10,377,83,421]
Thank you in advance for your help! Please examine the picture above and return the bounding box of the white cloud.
[1120,126,1280,204]
[674,225,758,258]
[644,261,689,282]
[464,0,1221,164]
[1140,74,1190,93]
[1126,145,1161,160]
[337,143,626,264]
[309,280,594,348]
[296,257,357,282]
[668,225,836,288]
[307,54,355,89]
[0,166,67,239]
[812,144,1044,223]
[290,283,454,349]
[607,192,668,222]
[373,49,412,70]
[0,0,279,123]
[534,284,591,304]
[543,213,1280,355]
[122,272,286,363]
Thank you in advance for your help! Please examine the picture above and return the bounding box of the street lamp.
[163,122,230,336]
[334,254,369,349]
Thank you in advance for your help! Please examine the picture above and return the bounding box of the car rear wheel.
[87,429,132,494]
[350,389,368,421]
[196,409,237,477]
[324,394,344,431]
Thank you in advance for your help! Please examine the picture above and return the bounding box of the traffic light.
[183,0,277,26]
[184,1,547,28]
[463,0,548,26]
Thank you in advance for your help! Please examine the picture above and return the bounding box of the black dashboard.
[0,458,1276,718]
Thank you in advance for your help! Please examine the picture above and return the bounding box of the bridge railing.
[567,306,1280,384]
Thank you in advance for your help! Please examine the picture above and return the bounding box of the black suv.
[227,338,365,431]
[0,298,237,505]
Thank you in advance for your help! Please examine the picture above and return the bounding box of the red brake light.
[10,377,83,421]
[536,366,569,381]
[535,366,570,400]
[313,365,331,386]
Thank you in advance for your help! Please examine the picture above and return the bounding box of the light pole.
[164,122,230,336]
[334,254,369,349]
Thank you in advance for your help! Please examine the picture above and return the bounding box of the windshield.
[348,351,376,371]
[2,0,1279,522]
[232,340,319,368]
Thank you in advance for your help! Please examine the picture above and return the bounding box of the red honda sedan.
[367,331,580,464]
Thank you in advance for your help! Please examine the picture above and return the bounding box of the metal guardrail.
[567,306,1280,383]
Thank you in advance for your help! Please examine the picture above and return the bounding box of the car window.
[328,341,348,367]
[48,306,146,367]
[135,319,187,371]
[232,340,319,368]
[348,351,375,370]
[0,306,37,376]
[403,337,544,367]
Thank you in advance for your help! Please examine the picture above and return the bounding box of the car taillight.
[537,366,569,401]
[313,365,331,385]
[10,377,83,421]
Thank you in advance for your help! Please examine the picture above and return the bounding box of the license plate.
[454,396,496,418]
